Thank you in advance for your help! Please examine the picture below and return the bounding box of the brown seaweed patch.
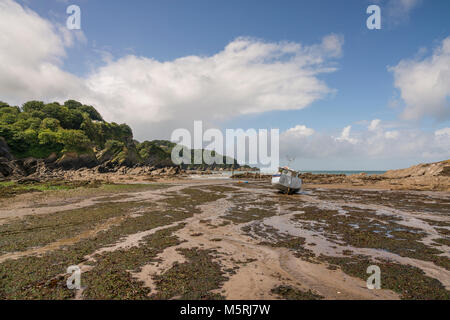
[320,254,449,300]
[292,205,449,270]
[0,201,150,254]
[82,226,183,299]
[151,248,229,300]
[271,285,323,300]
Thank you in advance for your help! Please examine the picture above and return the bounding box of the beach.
[0,174,448,300]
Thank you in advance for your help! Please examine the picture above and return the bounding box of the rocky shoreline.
[2,136,449,191]
[231,160,450,191]
[0,137,255,183]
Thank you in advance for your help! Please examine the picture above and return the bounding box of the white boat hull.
[271,175,302,194]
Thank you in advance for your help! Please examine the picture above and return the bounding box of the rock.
[45,152,58,164]
[0,137,13,161]
[96,140,140,168]
[20,157,38,175]
[56,153,98,170]
[0,157,25,179]
[383,160,450,178]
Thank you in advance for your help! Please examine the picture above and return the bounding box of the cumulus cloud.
[0,0,87,104]
[336,126,358,144]
[280,120,450,163]
[0,0,344,139]
[284,125,315,137]
[390,37,450,121]
[83,34,343,138]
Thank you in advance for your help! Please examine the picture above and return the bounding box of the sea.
[300,170,386,176]
[191,170,386,179]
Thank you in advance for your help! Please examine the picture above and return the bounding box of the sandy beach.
[0,175,448,300]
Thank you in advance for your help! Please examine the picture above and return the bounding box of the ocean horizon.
[224,169,387,176]
[298,170,386,176]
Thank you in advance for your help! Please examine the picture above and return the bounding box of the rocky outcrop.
[231,172,270,180]
[0,137,26,179]
[231,161,450,191]
[0,157,25,179]
[0,137,13,161]
[382,160,450,178]
[96,140,140,169]
[55,153,98,170]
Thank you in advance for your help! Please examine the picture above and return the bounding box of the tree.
[0,101,10,108]
[38,129,60,146]
[64,100,82,110]
[78,105,103,121]
[56,129,90,152]
[41,118,61,131]
[22,101,45,113]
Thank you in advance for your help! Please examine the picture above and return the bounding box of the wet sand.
[0,178,448,300]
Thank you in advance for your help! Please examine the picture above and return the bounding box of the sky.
[1,0,449,170]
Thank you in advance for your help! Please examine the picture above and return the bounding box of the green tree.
[0,101,10,108]
[38,129,60,146]
[57,129,90,152]
[22,101,45,113]
[41,118,61,132]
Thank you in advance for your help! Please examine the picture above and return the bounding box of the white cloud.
[83,35,343,138]
[390,37,450,121]
[0,0,344,139]
[0,0,87,104]
[368,119,381,131]
[284,125,315,137]
[336,126,358,144]
[280,120,450,163]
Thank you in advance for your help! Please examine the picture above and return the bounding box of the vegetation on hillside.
[0,100,131,159]
[0,99,246,170]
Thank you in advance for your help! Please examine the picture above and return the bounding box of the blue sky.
[3,0,450,169]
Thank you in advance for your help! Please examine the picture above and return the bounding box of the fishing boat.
[271,167,302,194]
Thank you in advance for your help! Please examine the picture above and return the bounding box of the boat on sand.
[271,167,302,194]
